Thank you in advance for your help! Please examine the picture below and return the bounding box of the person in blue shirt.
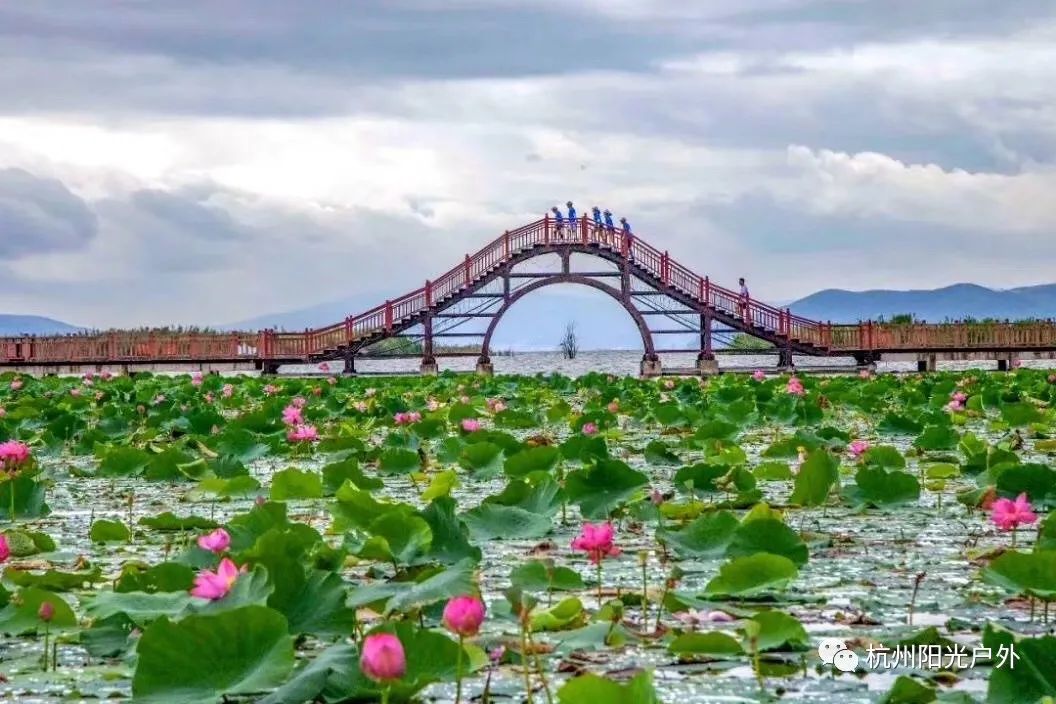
[620,216,631,234]
[603,209,615,232]
[551,206,564,234]
[566,201,576,224]
[592,206,602,229]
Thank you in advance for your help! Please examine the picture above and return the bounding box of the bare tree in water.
[559,321,579,359]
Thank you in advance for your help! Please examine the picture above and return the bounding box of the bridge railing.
[0,332,260,364]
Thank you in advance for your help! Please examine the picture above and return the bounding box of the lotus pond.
[1,369,1055,703]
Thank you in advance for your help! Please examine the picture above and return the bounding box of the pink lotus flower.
[101,371,112,380]
[327,376,337,385]
[849,439,870,458]
[191,372,203,387]
[190,558,241,600]
[571,522,621,564]
[0,407,5,417]
[991,493,1038,532]
[204,392,215,403]
[607,401,619,413]
[292,396,307,408]
[0,534,10,563]
[650,489,664,505]
[153,394,166,405]
[222,383,234,398]
[38,601,54,622]
[70,387,82,397]
[353,401,368,413]
[752,370,766,382]
[263,384,278,396]
[951,392,967,404]
[663,379,675,389]
[360,633,406,683]
[0,440,31,468]
[442,595,486,637]
[460,395,470,404]
[582,422,598,436]
[427,399,440,412]
[786,377,805,395]
[82,377,94,387]
[197,528,231,554]
[10,379,22,391]
[859,369,872,379]
[282,404,304,426]
[461,418,481,432]
[287,424,319,443]
[393,411,421,426]
[319,362,330,372]
[946,399,964,412]
[487,399,507,413]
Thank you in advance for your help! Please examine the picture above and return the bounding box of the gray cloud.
[0,167,97,256]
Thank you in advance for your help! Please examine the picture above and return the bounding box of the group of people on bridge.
[546,199,753,321]
[550,201,631,236]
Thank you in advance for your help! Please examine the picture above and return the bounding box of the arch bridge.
[4,216,1056,376]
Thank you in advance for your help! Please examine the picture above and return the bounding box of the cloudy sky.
[1,0,1054,332]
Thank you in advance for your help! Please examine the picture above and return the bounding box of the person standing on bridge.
[566,201,577,235]
[739,277,751,325]
[592,206,603,232]
[620,216,633,262]
[604,208,615,233]
[551,206,565,236]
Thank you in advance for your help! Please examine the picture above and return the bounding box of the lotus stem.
[520,612,534,704]
[455,634,464,704]
[596,561,603,604]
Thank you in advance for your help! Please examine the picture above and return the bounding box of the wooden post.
[662,251,669,284]
[384,301,393,331]
[463,255,471,286]
[543,214,550,245]
[581,216,588,245]
[425,280,433,308]
[503,231,510,259]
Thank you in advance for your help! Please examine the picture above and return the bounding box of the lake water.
[283,350,1056,377]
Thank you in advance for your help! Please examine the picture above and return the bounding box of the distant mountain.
[788,283,1056,323]
[0,314,81,336]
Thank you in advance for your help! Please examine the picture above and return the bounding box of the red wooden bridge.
[3,216,1055,375]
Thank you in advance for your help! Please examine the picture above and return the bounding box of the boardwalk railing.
[3,216,1056,365]
[0,332,262,364]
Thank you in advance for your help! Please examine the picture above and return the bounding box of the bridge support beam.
[421,314,437,375]
[640,355,662,378]
[777,348,794,371]
[342,352,356,376]
[916,354,937,373]
[476,356,494,376]
[696,357,719,376]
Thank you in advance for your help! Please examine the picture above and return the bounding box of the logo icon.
[818,638,859,673]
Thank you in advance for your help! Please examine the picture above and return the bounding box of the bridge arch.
[478,273,657,362]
